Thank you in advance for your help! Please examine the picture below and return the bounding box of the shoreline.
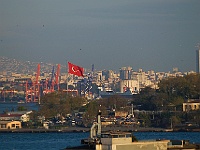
[1,126,200,133]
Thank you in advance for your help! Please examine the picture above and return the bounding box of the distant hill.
[0,56,67,74]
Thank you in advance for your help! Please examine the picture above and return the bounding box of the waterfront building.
[182,99,200,112]
[0,114,22,121]
[0,120,21,129]
[0,111,32,122]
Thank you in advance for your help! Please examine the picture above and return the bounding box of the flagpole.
[67,61,84,96]
[66,74,68,94]
[66,61,68,95]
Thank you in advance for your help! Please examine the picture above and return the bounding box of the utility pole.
[170,118,173,129]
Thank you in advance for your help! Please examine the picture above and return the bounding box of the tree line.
[29,73,200,129]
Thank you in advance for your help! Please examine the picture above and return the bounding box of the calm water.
[1,103,200,149]
[0,132,200,150]
[0,102,39,113]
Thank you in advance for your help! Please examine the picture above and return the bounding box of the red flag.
[68,62,84,77]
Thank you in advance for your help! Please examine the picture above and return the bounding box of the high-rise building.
[196,49,200,73]
[119,67,132,80]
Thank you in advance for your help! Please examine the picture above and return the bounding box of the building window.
[1,124,6,128]
[11,124,15,128]
[119,134,125,138]
[112,135,118,138]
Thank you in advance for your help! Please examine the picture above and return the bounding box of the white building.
[182,99,200,112]
[120,79,139,94]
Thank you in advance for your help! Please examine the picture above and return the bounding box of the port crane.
[25,64,40,103]
[42,64,60,94]
[25,63,60,103]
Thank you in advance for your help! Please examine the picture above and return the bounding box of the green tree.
[134,87,158,111]
[39,91,84,119]
[159,74,200,100]
[28,110,42,128]
[82,101,99,127]
[17,106,27,111]
[99,95,129,111]
[138,113,151,127]
[171,115,181,127]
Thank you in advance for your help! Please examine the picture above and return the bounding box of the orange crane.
[34,63,40,102]
[25,63,60,102]
[25,64,40,103]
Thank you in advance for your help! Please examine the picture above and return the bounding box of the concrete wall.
[101,137,132,145]
[96,140,169,150]
[115,141,169,150]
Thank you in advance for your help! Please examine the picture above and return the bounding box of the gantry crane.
[25,64,40,103]
[25,63,60,103]
[42,64,60,94]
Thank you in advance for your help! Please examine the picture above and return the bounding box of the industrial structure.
[0,62,94,103]
[25,64,61,103]
[0,89,16,102]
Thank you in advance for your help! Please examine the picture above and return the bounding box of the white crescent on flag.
[72,67,79,72]
[68,62,84,77]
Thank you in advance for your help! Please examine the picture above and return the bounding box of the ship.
[66,112,200,150]
[98,89,134,99]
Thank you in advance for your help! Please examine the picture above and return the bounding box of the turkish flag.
[68,62,84,77]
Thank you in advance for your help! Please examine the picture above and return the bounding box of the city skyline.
[1,0,200,72]
[0,56,197,75]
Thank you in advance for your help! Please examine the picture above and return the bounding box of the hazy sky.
[1,0,200,72]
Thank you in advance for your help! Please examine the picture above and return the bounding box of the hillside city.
[0,56,200,132]
[0,56,196,95]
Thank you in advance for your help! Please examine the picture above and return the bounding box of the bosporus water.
[1,132,200,150]
[0,102,39,113]
[0,103,200,150]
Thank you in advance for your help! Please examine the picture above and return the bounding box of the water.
[0,132,200,150]
[0,102,39,113]
[0,132,89,150]
[0,103,200,149]
[134,132,200,142]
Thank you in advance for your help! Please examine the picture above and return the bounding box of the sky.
[1,0,200,72]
